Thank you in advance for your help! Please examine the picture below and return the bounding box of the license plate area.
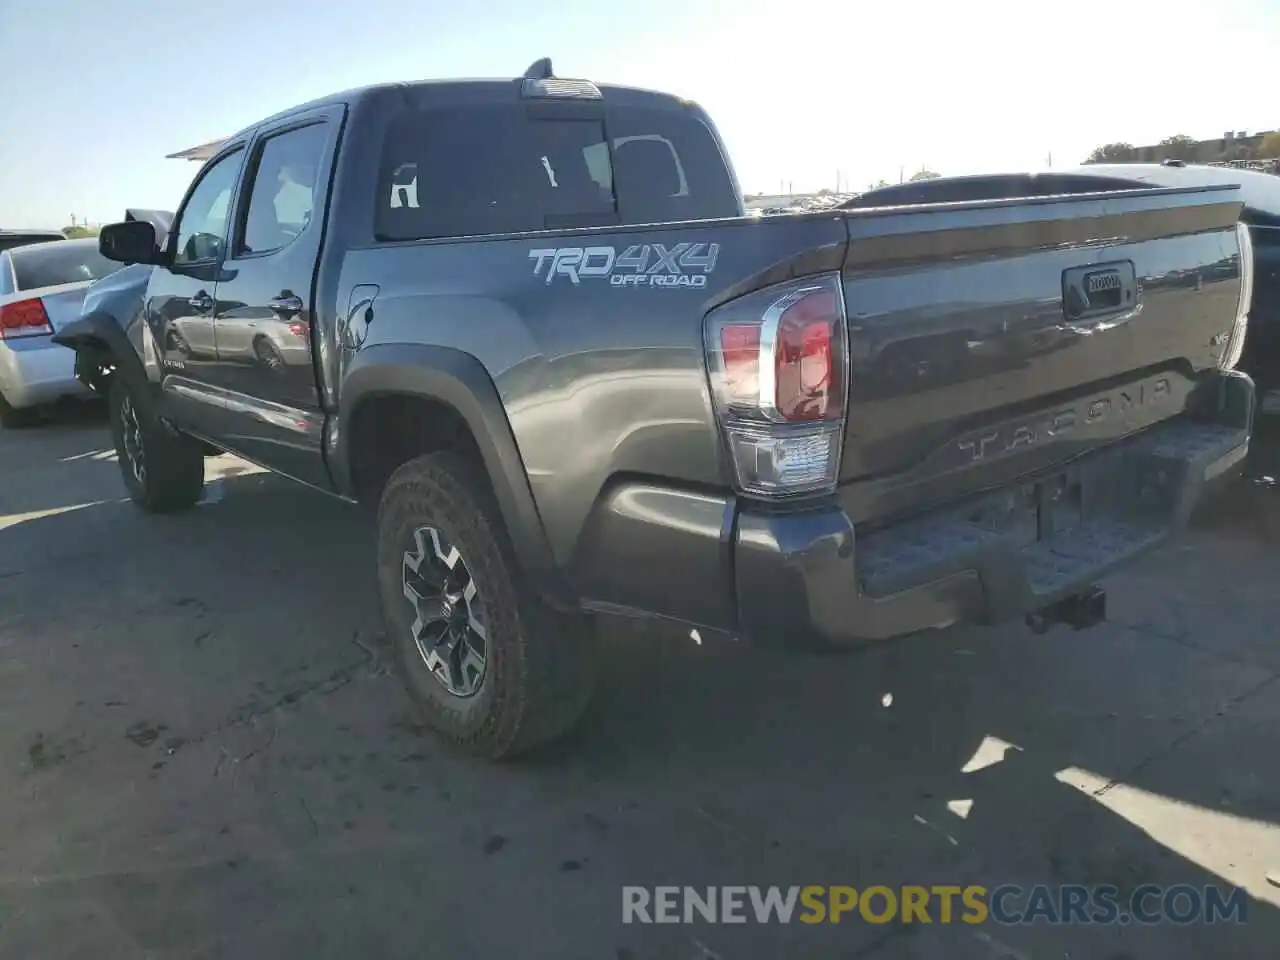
[965,474,1082,546]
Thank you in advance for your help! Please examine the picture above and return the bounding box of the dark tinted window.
[605,106,738,224]
[11,240,122,290]
[0,233,64,254]
[375,101,738,241]
[238,124,328,256]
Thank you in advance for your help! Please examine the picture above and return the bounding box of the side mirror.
[99,220,164,266]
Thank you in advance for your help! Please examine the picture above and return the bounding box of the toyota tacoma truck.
[55,59,1254,758]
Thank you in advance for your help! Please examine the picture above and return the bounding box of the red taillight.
[287,321,308,338]
[0,298,53,340]
[718,323,761,402]
[705,274,848,498]
[774,290,838,421]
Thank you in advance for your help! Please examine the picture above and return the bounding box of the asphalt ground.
[1,402,1278,959]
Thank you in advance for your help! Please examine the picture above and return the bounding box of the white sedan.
[0,237,122,427]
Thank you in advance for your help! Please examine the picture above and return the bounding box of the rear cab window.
[374,96,739,242]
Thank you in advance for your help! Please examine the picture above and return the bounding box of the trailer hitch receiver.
[1026,585,1107,635]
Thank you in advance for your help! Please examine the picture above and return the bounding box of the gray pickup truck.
[56,59,1254,758]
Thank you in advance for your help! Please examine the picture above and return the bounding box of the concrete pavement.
[0,408,1278,958]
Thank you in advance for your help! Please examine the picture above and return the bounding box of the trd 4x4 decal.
[529,242,720,287]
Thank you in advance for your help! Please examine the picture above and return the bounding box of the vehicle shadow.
[0,463,1276,959]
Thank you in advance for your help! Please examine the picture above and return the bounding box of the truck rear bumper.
[735,372,1253,645]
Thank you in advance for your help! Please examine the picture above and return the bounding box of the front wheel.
[109,377,205,512]
[376,451,596,759]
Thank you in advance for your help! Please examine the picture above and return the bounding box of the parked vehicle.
[845,164,1277,404]
[0,237,123,426]
[0,228,65,255]
[56,60,1253,758]
[1068,164,1278,409]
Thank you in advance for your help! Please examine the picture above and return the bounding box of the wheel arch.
[336,344,576,610]
[50,312,149,396]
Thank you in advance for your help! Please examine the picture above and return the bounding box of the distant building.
[1133,130,1276,164]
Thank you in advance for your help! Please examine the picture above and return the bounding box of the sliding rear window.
[374,101,737,241]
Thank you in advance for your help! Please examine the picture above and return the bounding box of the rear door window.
[374,100,737,241]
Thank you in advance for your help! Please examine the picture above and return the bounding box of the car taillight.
[0,298,53,340]
[287,321,308,338]
[705,273,848,497]
[1221,221,1253,372]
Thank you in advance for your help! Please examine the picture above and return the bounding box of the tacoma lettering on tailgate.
[954,376,1173,465]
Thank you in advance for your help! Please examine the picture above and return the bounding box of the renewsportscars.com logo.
[529,242,720,288]
[622,884,1249,926]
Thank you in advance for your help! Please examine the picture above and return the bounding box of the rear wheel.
[253,337,284,371]
[109,377,205,512]
[376,451,596,759]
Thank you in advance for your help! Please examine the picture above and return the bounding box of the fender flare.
[50,312,149,394]
[336,343,574,609]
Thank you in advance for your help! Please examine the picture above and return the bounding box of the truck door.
[207,107,341,489]
[143,144,245,437]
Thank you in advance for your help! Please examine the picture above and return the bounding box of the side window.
[237,124,328,256]
[172,149,243,267]
[0,256,12,296]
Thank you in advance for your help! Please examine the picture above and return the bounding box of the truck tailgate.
[837,184,1245,522]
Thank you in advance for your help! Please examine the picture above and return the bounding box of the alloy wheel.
[402,524,488,697]
[119,394,146,485]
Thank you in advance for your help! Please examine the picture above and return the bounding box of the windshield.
[10,240,122,290]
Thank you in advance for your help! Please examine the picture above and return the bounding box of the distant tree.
[62,226,98,239]
[909,169,941,181]
[1257,132,1280,160]
[869,179,892,190]
[1217,144,1255,163]
[816,187,833,196]
[1085,142,1137,163]
[1158,135,1196,161]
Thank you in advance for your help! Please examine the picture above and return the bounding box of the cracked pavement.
[1,408,1278,959]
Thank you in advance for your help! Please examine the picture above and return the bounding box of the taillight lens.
[0,298,53,340]
[1221,221,1253,371]
[705,273,848,497]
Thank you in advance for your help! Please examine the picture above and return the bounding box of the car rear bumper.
[736,372,1253,645]
[571,372,1253,646]
[0,335,92,409]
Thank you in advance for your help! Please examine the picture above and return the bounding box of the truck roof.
[171,61,697,163]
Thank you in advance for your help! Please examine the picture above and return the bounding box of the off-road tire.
[109,377,205,512]
[376,451,596,759]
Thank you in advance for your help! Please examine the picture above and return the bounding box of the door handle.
[188,291,214,313]
[268,293,304,316]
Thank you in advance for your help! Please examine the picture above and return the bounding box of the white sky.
[0,0,1276,225]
